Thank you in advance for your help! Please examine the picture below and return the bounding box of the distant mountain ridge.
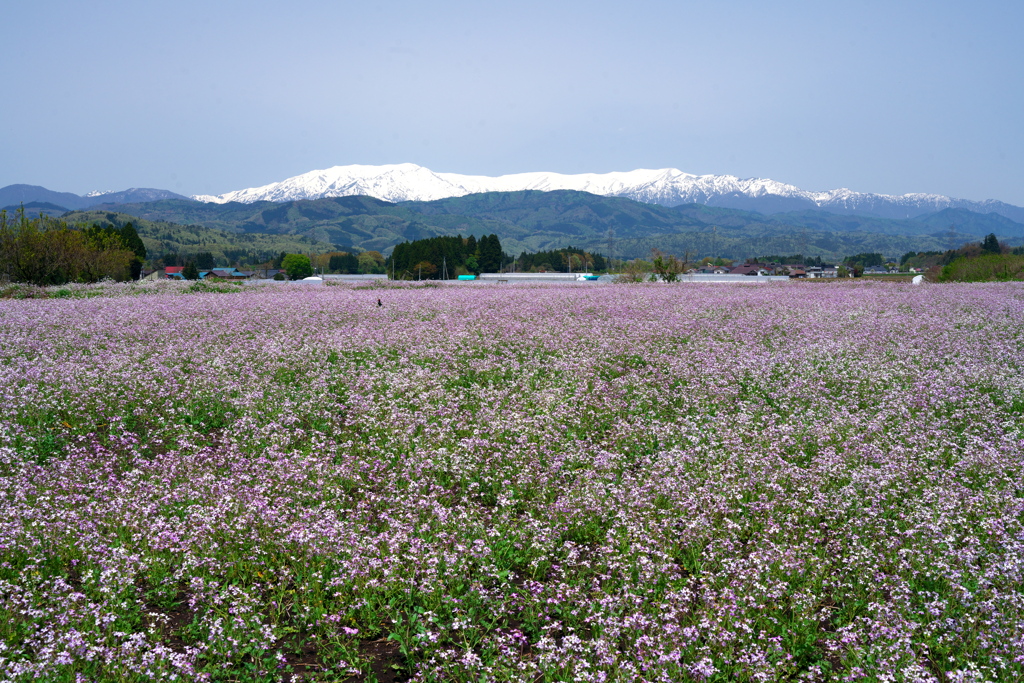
[192,163,1024,224]
[0,184,90,210]
[0,184,190,211]
[88,190,1024,262]
[8,165,1024,225]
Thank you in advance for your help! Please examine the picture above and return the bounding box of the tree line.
[277,250,385,275]
[755,254,825,267]
[515,247,607,273]
[385,236,615,280]
[386,234,505,280]
[936,233,1024,282]
[0,208,146,285]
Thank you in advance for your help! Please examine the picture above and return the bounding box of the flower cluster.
[1,281,1022,681]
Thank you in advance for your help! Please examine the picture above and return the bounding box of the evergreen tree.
[195,252,216,270]
[981,233,1001,254]
[478,234,502,272]
[119,222,147,260]
[517,246,608,273]
[329,253,360,273]
[79,221,147,279]
[182,262,200,280]
[843,252,884,268]
[385,235,472,279]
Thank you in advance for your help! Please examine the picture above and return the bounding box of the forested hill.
[81,190,1024,261]
[59,210,343,265]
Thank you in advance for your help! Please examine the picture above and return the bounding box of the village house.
[207,268,251,280]
[803,266,837,278]
[729,264,771,276]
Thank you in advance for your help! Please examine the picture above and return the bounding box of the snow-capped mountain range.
[192,163,1024,223]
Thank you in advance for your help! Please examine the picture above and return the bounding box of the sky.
[3,0,1023,205]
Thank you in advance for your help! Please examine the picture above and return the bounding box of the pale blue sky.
[3,0,1022,205]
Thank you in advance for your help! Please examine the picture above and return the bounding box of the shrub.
[939,253,1024,282]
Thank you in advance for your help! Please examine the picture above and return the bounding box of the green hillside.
[3,202,69,218]
[917,208,1024,238]
[939,252,1024,282]
[61,210,345,266]
[86,191,1024,262]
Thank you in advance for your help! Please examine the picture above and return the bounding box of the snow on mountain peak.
[190,163,1021,222]
[194,164,468,204]
[193,165,750,205]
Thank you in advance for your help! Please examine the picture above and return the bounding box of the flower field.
[2,281,1023,682]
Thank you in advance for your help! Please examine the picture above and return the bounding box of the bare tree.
[614,259,652,283]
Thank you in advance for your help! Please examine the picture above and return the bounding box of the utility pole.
[606,228,615,273]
